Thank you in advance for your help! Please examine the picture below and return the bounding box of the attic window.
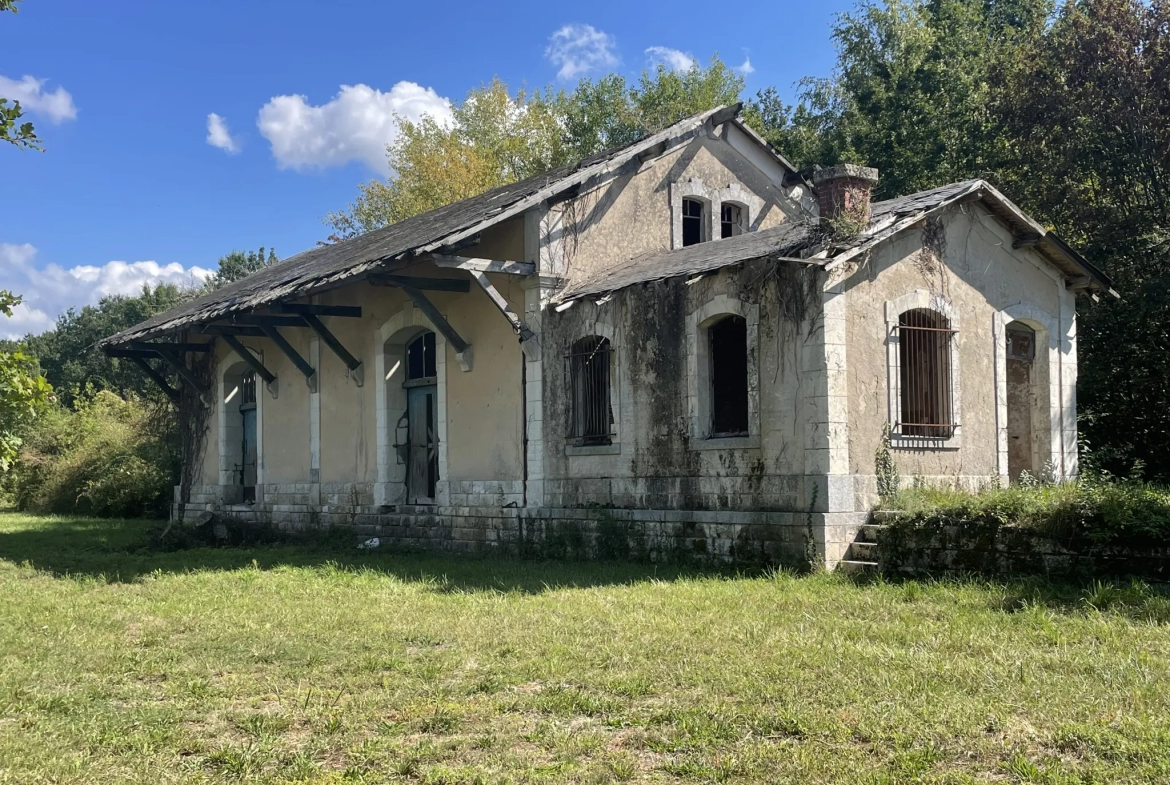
[682,198,706,247]
[721,203,744,238]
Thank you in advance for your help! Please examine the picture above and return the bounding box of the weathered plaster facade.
[153,108,1103,570]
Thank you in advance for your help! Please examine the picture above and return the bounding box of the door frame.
[375,310,451,507]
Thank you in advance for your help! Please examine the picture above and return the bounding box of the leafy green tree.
[0,291,53,471]
[205,247,279,289]
[1,0,40,151]
[325,56,745,238]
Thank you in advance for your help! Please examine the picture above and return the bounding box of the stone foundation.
[172,484,867,568]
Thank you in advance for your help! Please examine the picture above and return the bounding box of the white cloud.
[735,56,755,75]
[0,75,77,123]
[545,24,620,80]
[206,112,240,153]
[0,243,213,340]
[257,82,452,172]
[644,46,697,72]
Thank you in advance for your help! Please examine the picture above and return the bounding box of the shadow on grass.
[0,512,757,592]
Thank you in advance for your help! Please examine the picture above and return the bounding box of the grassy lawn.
[1,512,1169,784]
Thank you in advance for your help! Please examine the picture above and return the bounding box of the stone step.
[855,523,886,543]
[837,559,879,575]
[872,509,906,523]
[848,540,878,561]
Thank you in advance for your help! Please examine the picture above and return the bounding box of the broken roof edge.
[827,179,1115,297]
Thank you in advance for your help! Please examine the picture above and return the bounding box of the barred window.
[897,309,956,438]
[566,336,614,445]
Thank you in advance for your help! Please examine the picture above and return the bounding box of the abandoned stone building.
[101,104,1114,569]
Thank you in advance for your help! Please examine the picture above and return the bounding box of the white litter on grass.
[358,537,381,550]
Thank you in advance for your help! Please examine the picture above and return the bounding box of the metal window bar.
[896,310,956,439]
[566,337,614,445]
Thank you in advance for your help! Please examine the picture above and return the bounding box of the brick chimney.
[812,164,879,226]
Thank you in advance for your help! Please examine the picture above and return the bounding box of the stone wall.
[172,484,815,568]
[880,519,1170,582]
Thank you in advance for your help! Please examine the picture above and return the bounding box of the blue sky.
[1,0,853,338]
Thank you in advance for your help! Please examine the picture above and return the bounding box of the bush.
[889,479,1170,548]
[4,391,178,518]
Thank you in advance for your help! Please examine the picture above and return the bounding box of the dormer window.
[682,198,706,247]
[721,203,744,238]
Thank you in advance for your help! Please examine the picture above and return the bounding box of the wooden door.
[407,385,438,503]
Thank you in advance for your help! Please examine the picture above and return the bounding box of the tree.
[325,56,745,239]
[1,0,40,151]
[0,291,53,471]
[205,247,279,289]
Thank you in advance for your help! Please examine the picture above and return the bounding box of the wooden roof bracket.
[127,355,180,405]
[402,286,473,372]
[431,254,535,276]
[273,304,365,387]
[468,270,541,363]
[221,334,279,399]
[110,343,211,406]
[256,321,318,392]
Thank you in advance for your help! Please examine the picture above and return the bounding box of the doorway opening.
[404,331,439,503]
[1006,322,1037,481]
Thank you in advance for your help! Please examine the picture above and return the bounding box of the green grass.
[1,512,1170,784]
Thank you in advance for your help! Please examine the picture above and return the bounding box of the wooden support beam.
[432,254,535,276]
[368,274,471,292]
[258,323,317,392]
[468,270,541,362]
[273,303,362,318]
[127,355,179,405]
[128,340,212,353]
[105,348,167,359]
[1012,232,1042,249]
[232,315,307,327]
[201,324,266,337]
[153,349,211,406]
[221,334,278,398]
[402,286,471,363]
[1066,275,1092,290]
[301,313,364,386]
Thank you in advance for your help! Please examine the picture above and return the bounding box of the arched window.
[897,309,955,438]
[682,198,707,246]
[720,203,744,238]
[708,315,749,436]
[567,336,613,445]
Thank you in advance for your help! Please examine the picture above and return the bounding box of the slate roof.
[556,222,820,302]
[557,178,1115,302]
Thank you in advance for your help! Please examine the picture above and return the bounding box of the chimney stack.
[812,164,879,227]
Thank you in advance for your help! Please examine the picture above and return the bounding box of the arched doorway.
[221,363,259,504]
[1006,322,1037,481]
[403,331,438,503]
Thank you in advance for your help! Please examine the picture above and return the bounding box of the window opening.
[566,336,614,445]
[406,331,436,382]
[1007,326,1035,361]
[897,309,955,438]
[708,316,749,436]
[720,203,744,238]
[239,370,257,503]
[682,198,705,247]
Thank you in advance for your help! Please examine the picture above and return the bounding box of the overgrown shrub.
[889,479,1170,548]
[4,391,178,518]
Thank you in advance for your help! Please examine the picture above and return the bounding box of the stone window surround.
[992,302,1064,481]
[217,351,265,504]
[374,305,452,507]
[884,290,963,450]
[564,319,622,457]
[670,178,765,250]
[687,294,761,450]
